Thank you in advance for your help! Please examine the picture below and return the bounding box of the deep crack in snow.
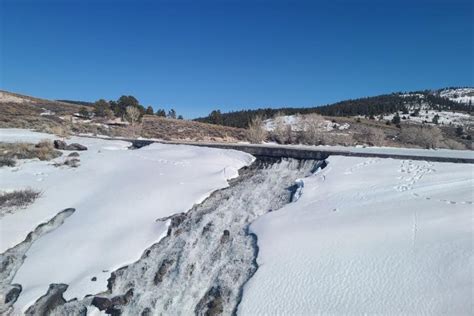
[42,158,320,315]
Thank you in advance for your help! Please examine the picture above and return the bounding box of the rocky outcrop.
[54,140,87,151]
[25,283,68,315]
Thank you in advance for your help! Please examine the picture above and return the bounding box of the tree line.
[75,96,183,121]
[195,91,470,128]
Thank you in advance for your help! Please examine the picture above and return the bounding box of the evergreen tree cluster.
[76,95,182,120]
[195,91,470,128]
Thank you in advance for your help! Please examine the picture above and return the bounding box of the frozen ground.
[239,156,473,315]
[0,129,253,312]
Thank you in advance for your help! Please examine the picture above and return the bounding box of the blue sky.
[1,0,472,118]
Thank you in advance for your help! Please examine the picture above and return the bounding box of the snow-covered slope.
[240,156,473,315]
[0,129,254,312]
[438,87,474,105]
[264,115,350,132]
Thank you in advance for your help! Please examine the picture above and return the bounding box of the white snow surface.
[240,156,473,315]
[0,129,254,311]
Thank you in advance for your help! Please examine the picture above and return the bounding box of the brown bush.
[0,141,62,161]
[300,113,325,145]
[247,116,267,144]
[399,126,442,149]
[357,126,386,146]
[271,115,293,144]
[442,138,466,150]
[0,189,41,217]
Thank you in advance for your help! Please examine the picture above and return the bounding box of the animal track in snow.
[394,160,435,192]
[344,158,380,175]
[411,192,472,206]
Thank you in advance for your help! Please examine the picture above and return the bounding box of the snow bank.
[240,156,473,315]
[0,129,254,311]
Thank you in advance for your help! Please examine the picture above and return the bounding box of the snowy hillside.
[240,156,473,315]
[0,129,253,312]
[381,109,473,126]
[438,87,474,105]
[264,114,350,132]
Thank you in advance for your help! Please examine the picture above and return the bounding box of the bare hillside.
[0,90,247,142]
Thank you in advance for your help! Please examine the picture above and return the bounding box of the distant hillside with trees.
[72,95,183,122]
[195,90,471,128]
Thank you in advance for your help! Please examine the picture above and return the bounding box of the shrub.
[271,115,292,144]
[442,139,466,150]
[78,107,90,118]
[359,126,386,146]
[300,113,325,145]
[247,115,267,144]
[0,189,41,215]
[399,126,442,149]
[392,113,401,124]
[0,157,16,167]
[0,141,62,161]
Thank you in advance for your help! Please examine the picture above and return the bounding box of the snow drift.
[239,156,473,315]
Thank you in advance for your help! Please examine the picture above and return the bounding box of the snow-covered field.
[240,156,473,315]
[1,128,473,314]
[0,129,254,312]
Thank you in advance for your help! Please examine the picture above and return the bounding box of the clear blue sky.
[1,0,472,118]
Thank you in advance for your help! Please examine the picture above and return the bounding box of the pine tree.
[167,109,177,119]
[392,112,401,124]
[145,106,154,115]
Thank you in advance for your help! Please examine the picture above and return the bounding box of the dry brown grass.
[442,138,467,150]
[0,141,62,161]
[0,189,41,217]
[141,115,247,142]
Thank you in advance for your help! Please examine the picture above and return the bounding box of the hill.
[0,90,247,142]
[195,88,473,128]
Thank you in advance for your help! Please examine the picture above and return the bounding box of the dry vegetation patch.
[141,115,247,142]
[0,140,62,161]
[0,189,41,218]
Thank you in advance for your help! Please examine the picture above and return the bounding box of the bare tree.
[360,126,386,146]
[399,126,442,149]
[272,115,293,144]
[126,106,141,125]
[300,113,325,145]
[247,115,267,144]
